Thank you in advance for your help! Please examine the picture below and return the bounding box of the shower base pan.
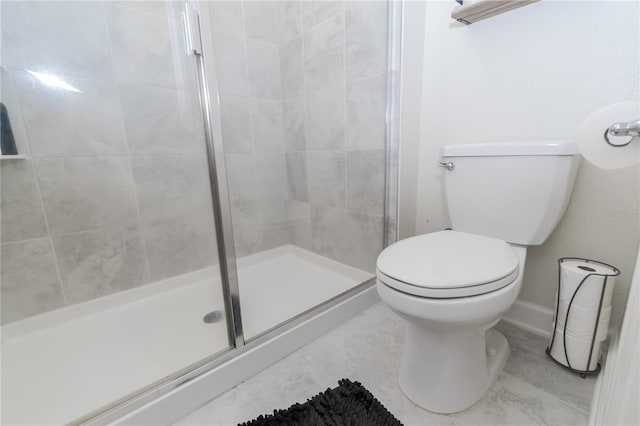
[1,245,374,425]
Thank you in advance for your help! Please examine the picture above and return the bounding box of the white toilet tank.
[442,141,580,246]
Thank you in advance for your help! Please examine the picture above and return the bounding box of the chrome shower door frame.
[75,0,402,423]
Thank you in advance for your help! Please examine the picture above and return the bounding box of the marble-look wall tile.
[229,203,263,257]
[308,151,346,209]
[277,1,302,43]
[233,222,263,258]
[35,157,139,235]
[106,3,176,88]
[305,86,345,151]
[345,73,386,150]
[262,222,295,250]
[292,218,312,251]
[220,95,254,154]
[255,153,288,204]
[243,1,278,44]
[246,40,281,100]
[225,153,258,210]
[286,152,309,202]
[0,34,20,72]
[345,1,388,82]
[142,213,217,281]
[14,71,128,157]
[301,1,344,31]
[303,13,345,93]
[0,238,64,324]
[53,226,148,304]
[346,150,384,215]
[209,1,244,36]
[282,96,306,152]
[110,1,168,17]
[119,84,202,155]
[0,1,115,80]
[289,200,312,223]
[1,160,48,243]
[231,204,261,228]
[211,32,249,96]
[259,199,309,226]
[342,210,383,272]
[132,156,217,281]
[310,205,345,263]
[251,99,284,152]
[280,36,305,100]
[310,206,382,272]
[0,69,30,156]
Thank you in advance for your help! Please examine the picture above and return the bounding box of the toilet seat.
[376,231,519,298]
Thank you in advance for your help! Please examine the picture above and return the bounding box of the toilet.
[376,141,580,414]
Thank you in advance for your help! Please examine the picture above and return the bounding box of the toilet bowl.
[377,141,580,414]
[376,230,526,413]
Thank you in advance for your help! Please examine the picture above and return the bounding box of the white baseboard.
[502,299,554,338]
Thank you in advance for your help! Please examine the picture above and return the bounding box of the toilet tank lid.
[442,141,578,157]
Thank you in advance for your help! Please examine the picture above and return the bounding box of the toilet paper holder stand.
[604,118,640,147]
[546,257,620,378]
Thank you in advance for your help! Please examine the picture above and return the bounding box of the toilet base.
[398,325,509,414]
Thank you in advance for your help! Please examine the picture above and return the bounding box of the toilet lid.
[376,231,519,298]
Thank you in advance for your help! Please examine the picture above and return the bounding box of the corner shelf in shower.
[0,155,28,160]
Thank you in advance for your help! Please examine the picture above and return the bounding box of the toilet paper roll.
[559,260,616,308]
[576,101,640,170]
[550,327,601,371]
[556,303,610,341]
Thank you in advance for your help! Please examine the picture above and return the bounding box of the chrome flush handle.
[605,118,640,147]
[438,161,455,171]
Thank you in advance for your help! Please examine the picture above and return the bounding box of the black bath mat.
[239,379,403,426]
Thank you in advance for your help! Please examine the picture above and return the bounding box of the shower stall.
[0,1,401,423]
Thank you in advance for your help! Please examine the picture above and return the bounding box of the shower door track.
[74,278,377,425]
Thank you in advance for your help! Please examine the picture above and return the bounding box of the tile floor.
[174,303,595,425]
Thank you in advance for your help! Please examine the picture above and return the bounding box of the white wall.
[406,1,639,328]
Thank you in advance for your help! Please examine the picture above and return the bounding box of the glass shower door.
[0,1,230,424]
[205,0,393,340]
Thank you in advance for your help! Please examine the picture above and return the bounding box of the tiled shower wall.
[212,1,392,272]
[0,1,217,324]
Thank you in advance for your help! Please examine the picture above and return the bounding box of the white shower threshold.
[1,245,373,425]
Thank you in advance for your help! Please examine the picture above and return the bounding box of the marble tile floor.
[175,303,595,426]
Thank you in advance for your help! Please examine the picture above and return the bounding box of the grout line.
[299,0,313,246]
[301,2,348,34]
[240,0,263,252]
[216,62,384,101]
[29,161,68,306]
[1,236,53,247]
[272,0,291,230]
